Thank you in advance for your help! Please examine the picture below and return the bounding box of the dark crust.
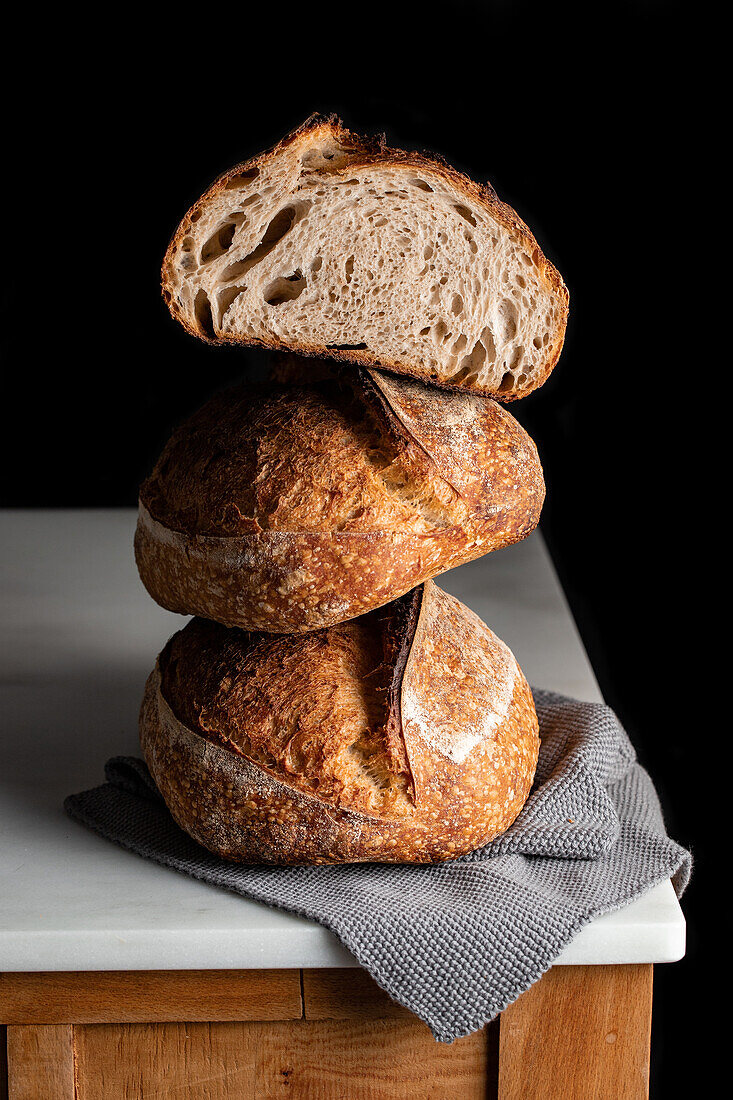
[373,585,424,801]
[139,582,540,864]
[161,114,568,401]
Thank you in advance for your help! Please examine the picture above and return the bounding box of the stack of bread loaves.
[135,115,568,865]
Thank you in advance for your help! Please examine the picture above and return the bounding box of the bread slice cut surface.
[163,115,568,399]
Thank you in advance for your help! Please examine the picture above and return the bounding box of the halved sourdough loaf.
[162,114,568,400]
[135,367,545,632]
[140,582,539,864]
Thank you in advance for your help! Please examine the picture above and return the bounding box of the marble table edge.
[0,881,685,973]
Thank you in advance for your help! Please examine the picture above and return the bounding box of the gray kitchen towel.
[64,688,690,1042]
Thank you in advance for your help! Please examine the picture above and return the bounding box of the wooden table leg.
[300,969,498,1098]
[1,1026,8,1100]
[6,1025,75,1100]
[1,970,303,1100]
[498,964,653,1100]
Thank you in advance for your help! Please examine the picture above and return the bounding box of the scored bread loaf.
[162,114,568,400]
[140,581,539,864]
[135,366,545,633]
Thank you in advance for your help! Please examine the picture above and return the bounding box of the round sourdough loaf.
[135,367,544,633]
[139,582,540,865]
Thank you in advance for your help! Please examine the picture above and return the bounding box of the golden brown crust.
[135,369,545,632]
[139,582,539,864]
[158,614,413,818]
[137,375,453,537]
[161,115,568,400]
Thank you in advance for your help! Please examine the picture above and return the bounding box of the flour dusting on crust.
[401,584,518,764]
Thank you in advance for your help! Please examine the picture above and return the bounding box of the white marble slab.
[0,510,685,971]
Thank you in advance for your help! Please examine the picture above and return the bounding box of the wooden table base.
[0,965,652,1099]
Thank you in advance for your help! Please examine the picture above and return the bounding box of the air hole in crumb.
[423,244,434,260]
[181,237,195,253]
[410,178,434,191]
[264,270,307,306]
[497,372,515,393]
[190,210,202,223]
[508,346,524,371]
[481,327,497,365]
[217,285,246,322]
[225,167,260,189]
[194,290,215,338]
[223,204,307,281]
[261,204,301,246]
[419,326,430,336]
[451,294,463,316]
[311,256,323,272]
[434,320,450,342]
[533,336,543,349]
[452,334,468,353]
[220,259,252,282]
[451,339,486,381]
[454,204,477,226]
[497,298,518,342]
[201,222,237,263]
[449,365,479,385]
[345,255,354,283]
[325,342,368,351]
[301,143,349,170]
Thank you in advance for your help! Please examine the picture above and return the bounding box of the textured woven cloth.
[65,688,690,1042]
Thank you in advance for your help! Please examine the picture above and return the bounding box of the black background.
[2,3,715,1093]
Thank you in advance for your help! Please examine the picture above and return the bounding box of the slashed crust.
[139,582,539,864]
[161,113,568,400]
[134,369,545,632]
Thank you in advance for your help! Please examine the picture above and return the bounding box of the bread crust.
[139,582,540,864]
[161,114,568,400]
[134,369,545,632]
